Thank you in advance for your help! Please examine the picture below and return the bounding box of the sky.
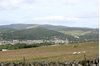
[0,0,99,28]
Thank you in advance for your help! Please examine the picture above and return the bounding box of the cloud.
[32,16,79,21]
[0,0,22,10]
[23,0,34,4]
[65,0,81,5]
[0,0,34,10]
[0,0,98,28]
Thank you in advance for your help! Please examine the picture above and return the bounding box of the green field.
[0,41,99,62]
[60,30,92,36]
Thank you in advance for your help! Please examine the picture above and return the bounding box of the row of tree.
[0,43,54,50]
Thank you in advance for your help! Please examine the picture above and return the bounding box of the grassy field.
[0,41,99,62]
[60,30,92,36]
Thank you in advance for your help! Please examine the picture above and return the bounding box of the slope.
[0,27,76,41]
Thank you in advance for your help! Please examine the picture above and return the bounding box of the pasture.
[59,30,92,36]
[0,41,99,62]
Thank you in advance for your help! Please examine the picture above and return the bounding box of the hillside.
[39,25,99,36]
[0,24,98,41]
[0,24,98,31]
[79,33,99,41]
[0,24,98,34]
[0,27,76,41]
[0,24,36,30]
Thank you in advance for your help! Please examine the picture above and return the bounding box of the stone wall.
[0,58,99,66]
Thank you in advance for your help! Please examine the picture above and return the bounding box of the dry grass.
[0,41,99,62]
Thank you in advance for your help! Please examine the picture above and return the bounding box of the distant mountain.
[38,24,99,36]
[0,24,98,33]
[0,24,98,41]
[0,28,16,32]
[0,24,38,30]
[0,24,98,31]
[0,27,76,41]
[39,24,94,31]
[79,32,99,41]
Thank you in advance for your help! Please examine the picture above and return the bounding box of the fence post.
[83,53,87,66]
[84,53,86,61]
[23,57,26,66]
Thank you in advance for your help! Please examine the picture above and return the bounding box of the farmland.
[0,41,99,62]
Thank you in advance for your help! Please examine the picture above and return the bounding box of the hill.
[79,33,99,41]
[0,24,36,30]
[0,27,76,41]
[38,24,99,36]
[0,24,98,31]
[0,24,98,41]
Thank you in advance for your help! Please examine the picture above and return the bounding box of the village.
[0,39,69,45]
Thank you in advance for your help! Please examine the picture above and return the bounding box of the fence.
[0,57,99,66]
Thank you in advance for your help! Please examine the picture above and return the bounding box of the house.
[2,49,8,51]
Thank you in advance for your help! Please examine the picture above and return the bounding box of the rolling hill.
[0,24,99,41]
[0,27,76,41]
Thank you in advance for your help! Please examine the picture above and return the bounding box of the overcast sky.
[0,0,99,28]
